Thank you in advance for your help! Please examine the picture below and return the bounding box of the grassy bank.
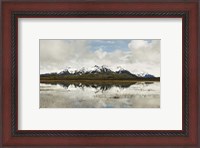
[40,79,160,84]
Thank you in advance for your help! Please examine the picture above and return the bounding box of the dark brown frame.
[1,0,199,147]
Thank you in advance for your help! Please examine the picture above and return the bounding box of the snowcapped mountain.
[115,66,125,73]
[98,65,112,73]
[90,65,101,73]
[134,72,155,78]
[60,65,113,75]
[58,67,71,75]
[115,66,134,75]
[42,65,156,79]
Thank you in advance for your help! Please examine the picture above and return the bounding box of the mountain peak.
[48,65,155,78]
[116,66,125,72]
[134,72,155,78]
[94,65,100,68]
[100,65,111,72]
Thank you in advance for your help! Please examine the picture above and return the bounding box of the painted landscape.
[40,39,160,108]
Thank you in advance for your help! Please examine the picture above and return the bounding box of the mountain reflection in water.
[48,82,140,91]
[40,81,160,108]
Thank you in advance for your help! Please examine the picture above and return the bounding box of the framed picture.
[1,0,199,147]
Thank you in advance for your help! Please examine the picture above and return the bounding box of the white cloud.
[40,40,160,77]
[127,40,160,76]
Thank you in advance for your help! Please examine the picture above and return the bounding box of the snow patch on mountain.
[133,72,155,78]
[58,65,155,78]
[90,65,101,72]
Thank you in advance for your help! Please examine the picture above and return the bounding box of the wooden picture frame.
[1,0,199,147]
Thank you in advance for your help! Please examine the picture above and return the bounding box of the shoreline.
[40,79,160,83]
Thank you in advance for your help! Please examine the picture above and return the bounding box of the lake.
[40,81,160,108]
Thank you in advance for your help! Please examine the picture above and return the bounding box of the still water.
[40,81,160,108]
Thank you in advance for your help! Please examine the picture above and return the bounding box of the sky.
[40,39,160,77]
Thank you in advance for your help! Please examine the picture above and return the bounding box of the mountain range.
[40,65,159,80]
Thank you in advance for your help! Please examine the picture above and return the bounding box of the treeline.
[40,74,160,81]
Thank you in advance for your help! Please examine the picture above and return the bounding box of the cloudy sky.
[40,39,160,77]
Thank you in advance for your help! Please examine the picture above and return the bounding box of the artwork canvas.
[40,39,160,108]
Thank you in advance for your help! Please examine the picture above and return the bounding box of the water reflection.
[41,81,154,92]
[40,81,160,108]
